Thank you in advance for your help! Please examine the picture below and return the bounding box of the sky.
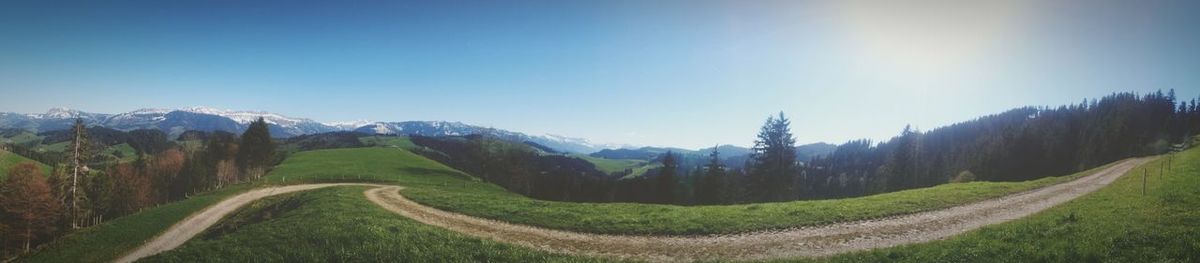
[2,0,1199,149]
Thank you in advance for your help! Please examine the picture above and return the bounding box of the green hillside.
[814,147,1200,262]
[571,154,648,175]
[0,131,42,145]
[266,147,1126,235]
[0,148,52,179]
[21,146,1167,262]
[358,135,419,150]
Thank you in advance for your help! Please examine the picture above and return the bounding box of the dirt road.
[118,158,1150,262]
[114,183,380,263]
[363,157,1151,262]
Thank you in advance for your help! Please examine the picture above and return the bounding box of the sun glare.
[830,0,1032,78]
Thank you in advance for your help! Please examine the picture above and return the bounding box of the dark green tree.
[696,146,726,204]
[236,117,275,180]
[657,151,678,204]
[750,112,798,202]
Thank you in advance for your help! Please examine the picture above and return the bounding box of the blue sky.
[2,0,1199,149]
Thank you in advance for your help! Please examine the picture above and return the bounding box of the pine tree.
[236,117,275,180]
[657,151,678,204]
[67,118,90,229]
[750,112,799,202]
[697,146,726,204]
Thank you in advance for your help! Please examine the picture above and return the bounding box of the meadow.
[801,147,1200,262]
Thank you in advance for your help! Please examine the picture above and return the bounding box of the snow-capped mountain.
[1,107,340,138]
[351,122,615,153]
[0,107,627,153]
[324,120,374,131]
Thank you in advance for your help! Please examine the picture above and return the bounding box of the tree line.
[0,118,275,258]
[410,90,1200,205]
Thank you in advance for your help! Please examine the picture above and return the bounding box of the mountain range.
[0,107,620,153]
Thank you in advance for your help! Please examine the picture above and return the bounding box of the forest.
[409,90,1200,204]
[0,118,276,257]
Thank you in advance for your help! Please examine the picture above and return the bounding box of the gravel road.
[117,158,1150,262]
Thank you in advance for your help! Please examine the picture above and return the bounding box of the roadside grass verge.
[19,185,252,263]
[264,147,1124,235]
[797,148,1200,262]
[140,187,608,262]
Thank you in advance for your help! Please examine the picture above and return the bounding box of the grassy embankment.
[801,147,1200,262]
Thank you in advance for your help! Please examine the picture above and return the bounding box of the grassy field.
[800,147,1200,262]
[0,131,41,145]
[140,187,606,262]
[0,148,51,179]
[103,143,138,162]
[36,141,69,153]
[570,154,648,175]
[358,135,419,150]
[19,185,253,263]
[265,147,1123,235]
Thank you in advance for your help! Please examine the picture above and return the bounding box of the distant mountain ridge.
[591,143,837,162]
[0,107,623,154]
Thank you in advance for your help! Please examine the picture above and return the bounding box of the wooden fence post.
[1142,168,1147,195]
[1160,161,1165,179]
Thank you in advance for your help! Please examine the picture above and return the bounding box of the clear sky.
[2,0,1199,149]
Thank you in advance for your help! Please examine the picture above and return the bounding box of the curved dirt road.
[366,157,1151,262]
[119,158,1150,262]
[114,183,382,263]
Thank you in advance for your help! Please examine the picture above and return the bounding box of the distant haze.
[2,1,1198,149]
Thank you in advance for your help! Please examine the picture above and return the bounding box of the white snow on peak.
[540,133,636,150]
[370,124,394,134]
[129,108,173,115]
[40,107,82,118]
[324,120,374,130]
[181,106,313,125]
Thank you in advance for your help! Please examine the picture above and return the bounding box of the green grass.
[623,163,661,179]
[264,147,1122,235]
[20,185,252,263]
[0,148,51,180]
[358,135,419,150]
[102,143,138,162]
[796,149,1200,263]
[140,187,607,262]
[37,141,69,152]
[0,131,42,145]
[571,154,648,175]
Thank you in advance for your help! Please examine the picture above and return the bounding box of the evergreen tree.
[696,146,726,204]
[749,112,798,202]
[236,117,275,180]
[657,151,678,204]
[67,118,90,229]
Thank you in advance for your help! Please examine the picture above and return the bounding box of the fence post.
[1142,168,1147,195]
